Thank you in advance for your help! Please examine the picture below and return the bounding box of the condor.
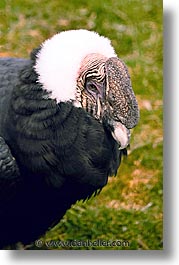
[0,29,139,248]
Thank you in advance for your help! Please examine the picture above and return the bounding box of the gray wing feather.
[0,58,28,201]
[0,58,29,136]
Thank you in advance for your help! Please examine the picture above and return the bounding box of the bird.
[0,29,139,248]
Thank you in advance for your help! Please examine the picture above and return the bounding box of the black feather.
[0,52,125,248]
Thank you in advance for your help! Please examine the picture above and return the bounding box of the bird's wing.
[0,136,21,203]
[0,58,30,138]
[0,58,28,202]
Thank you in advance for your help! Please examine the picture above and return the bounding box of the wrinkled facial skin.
[104,57,139,129]
[76,54,140,149]
[76,53,107,119]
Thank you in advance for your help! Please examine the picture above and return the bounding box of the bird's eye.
[86,81,98,93]
[89,84,97,92]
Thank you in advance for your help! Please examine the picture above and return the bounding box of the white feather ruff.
[34,29,117,102]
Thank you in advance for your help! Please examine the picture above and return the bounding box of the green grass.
[0,0,163,250]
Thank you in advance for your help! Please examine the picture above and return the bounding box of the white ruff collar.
[34,29,117,102]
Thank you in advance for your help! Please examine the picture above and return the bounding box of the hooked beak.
[104,117,130,149]
[103,57,139,149]
[111,121,130,150]
[94,71,132,150]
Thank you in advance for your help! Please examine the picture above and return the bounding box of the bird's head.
[76,53,139,149]
[35,29,139,149]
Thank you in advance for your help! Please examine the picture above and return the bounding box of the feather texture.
[0,52,124,248]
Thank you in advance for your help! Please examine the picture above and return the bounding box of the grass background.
[0,0,163,250]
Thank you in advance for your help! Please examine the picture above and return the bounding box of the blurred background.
[0,0,163,250]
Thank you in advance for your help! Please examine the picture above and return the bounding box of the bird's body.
[0,30,139,248]
[0,55,121,248]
